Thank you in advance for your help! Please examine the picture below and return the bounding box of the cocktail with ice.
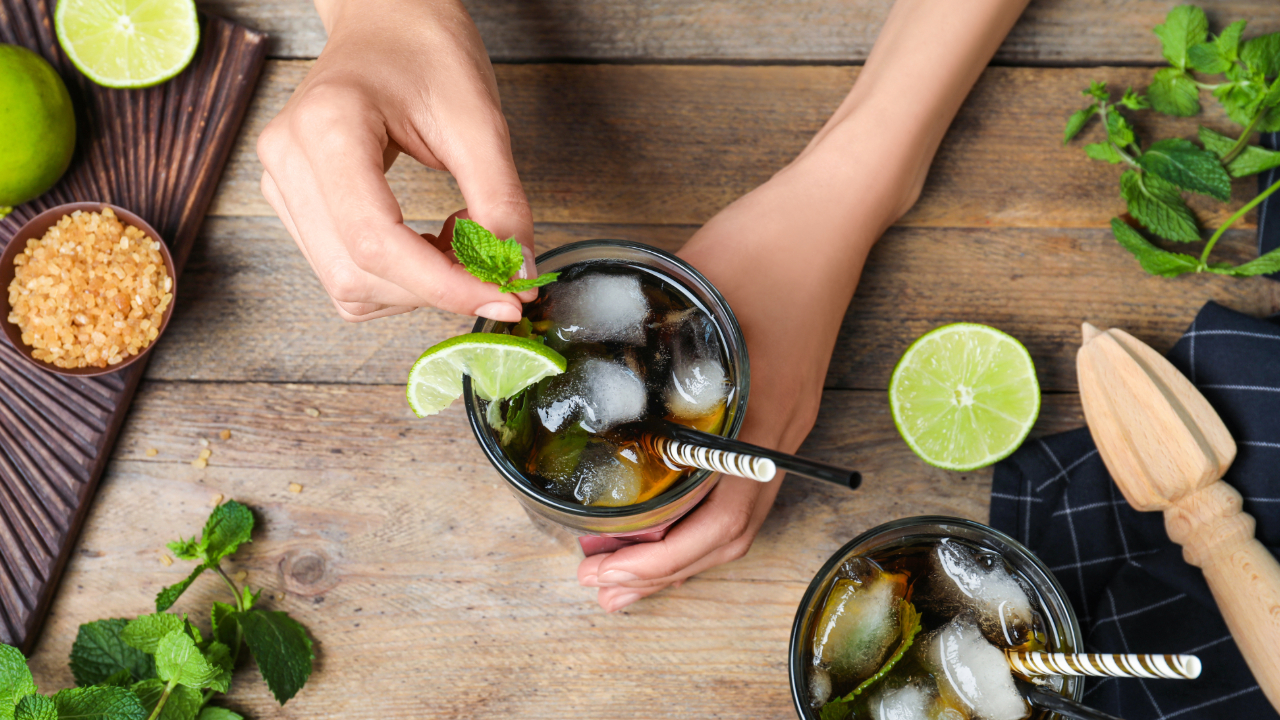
[464,240,749,537]
[789,517,1083,720]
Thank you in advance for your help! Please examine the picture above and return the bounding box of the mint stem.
[213,565,243,611]
[145,680,178,720]
[1222,109,1265,165]
[1199,176,1280,267]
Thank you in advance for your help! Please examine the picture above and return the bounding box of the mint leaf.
[156,564,207,613]
[501,272,560,294]
[154,631,220,690]
[1148,68,1201,116]
[51,686,146,720]
[1153,5,1209,70]
[202,642,234,694]
[70,620,157,687]
[12,695,55,720]
[1110,217,1201,276]
[1199,126,1280,176]
[1104,109,1135,147]
[197,710,243,720]
[820,702,852,720]
[1217,20,1248,63]
[1137,138,1232,199]
[1242,32,1280,77]
[1085,80,1109,102]
[1120,171,1200,242]
[237,611,314,704]
[241,587,262,613]
[1085,142,1124,164]
[452,219,524,286]
[210,603,238,648]
[121,614,185,655]
[1064,105,1097,144]
[131,680,202,720]
[201,501,253,564]
[166,538,200,562]
[1120,87,1149,110]
[98,670,134,688]
[1,644,36,720]
[1188,42,1231,74]
[1219,247,1280,276]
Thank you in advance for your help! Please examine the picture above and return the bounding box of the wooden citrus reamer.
[1077,323,1280,710]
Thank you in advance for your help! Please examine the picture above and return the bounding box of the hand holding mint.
[451,219,559,293]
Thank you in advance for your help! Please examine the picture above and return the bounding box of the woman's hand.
[257,0,535,323]
[577,138,896,611]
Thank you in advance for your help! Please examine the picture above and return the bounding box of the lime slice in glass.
[406,333,566,418]
[55,0,199,89]
[889,323,1040,471]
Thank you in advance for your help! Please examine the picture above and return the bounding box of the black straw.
[1015,678,1127,720]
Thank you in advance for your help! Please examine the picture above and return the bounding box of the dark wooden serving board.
[0,2,267,654]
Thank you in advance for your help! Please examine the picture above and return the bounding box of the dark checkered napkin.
[991,301,1280,720]
[1261,133,1279,282]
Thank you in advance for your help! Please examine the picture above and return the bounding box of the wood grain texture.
[25,381,1083,717]
[0,5,267,653]
[211,63,1264,230]
[197,0,1280,64]
[143,216,1280,391]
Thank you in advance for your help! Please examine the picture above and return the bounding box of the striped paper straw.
[1006,651,1202,680]
[644,434,777,482]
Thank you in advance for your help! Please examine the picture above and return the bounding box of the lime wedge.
[889,323,1040,471]
[55,0,199,89]
[407,333,566,418]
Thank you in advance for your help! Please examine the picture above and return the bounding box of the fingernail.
[608,592,641,613]
[475,302,520,323]
[519,245,537,280]
[598,570,639,584]
[580,574,598,587]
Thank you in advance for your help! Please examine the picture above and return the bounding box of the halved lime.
[407,333,566,418]
[889,323,1040,471]
[55,0,199,89]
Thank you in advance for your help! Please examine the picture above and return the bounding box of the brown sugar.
[7,208,172,369]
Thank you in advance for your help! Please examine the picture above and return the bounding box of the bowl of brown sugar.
[1,202,176,376]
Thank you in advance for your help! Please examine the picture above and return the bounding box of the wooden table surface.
[24,1,1280,717]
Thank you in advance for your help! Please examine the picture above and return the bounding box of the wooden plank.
[210,63,1263,230]
[145,216,1280,391]
[26,381,1083,718]
[198,0,1280,65]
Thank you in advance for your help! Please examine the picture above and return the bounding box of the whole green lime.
[0,44,76,217]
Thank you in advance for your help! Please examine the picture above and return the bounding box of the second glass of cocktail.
[464,240,749,550]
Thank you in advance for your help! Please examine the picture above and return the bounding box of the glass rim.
[787,515,1085,718]
[462,239,751,520]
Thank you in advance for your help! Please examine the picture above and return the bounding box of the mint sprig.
[1065,5,1280,278]
[0,500,313,720]
[451,219,558,293]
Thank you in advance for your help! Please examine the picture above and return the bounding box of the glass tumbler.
[463,240,750,552]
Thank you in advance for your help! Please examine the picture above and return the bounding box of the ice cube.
[535,358,647,434]
[571,441,644,506]
[918,617,1029,720]
[812,558,909,685]
[545,273,649,345]
[663,312,729,419]
[923,539,1039,647]
[807,666,832,708]
[869,684,932,720]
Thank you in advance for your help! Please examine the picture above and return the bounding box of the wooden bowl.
[0,202,177,377]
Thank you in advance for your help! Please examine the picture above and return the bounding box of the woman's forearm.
[797,0,1031,230]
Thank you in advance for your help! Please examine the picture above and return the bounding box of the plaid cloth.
[1261,132,1279,282]
[991,301,1280,720]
